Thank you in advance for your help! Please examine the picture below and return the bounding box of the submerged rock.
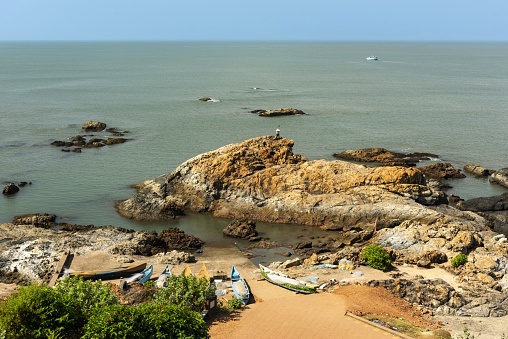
[251,107,306,117]
[2,183,19,195]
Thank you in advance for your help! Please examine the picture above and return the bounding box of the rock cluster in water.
[250,108,306,117]
[50,121,129,153]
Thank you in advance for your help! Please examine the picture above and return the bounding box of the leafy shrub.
[82,302,209,339]
[53,276,118,319]
[361,244,391,272]
[81,304,143,339]
[0,284,81,339]
[154,274,215,313]
[140,302,209,339]
[451,254,468,268]
[227,296,244,311]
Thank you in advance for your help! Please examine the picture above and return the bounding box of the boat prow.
[156,264,172,288]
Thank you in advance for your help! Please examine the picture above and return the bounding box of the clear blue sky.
[1,0,507,41]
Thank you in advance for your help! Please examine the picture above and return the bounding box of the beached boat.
[259,264,316,294]
[366,56,378,61]
[126,264,153,284]
[231,265,250,304]
[68,262,146,281]
[156,264,172,288]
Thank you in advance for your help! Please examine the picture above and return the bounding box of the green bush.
[227,296,244,311]
[81,304,143,339]
[53,276,118,319]
[82,302,209,339]
[154,274,215,313]
[140,302,209,339]
[451,253,468,268]
[0,284,81,339]
[361,244,391,272]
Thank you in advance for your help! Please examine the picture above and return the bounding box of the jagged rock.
[109,231,165,256]
[464,164,492,177]
[294,241,313,249]
[159,228,204,250]
[152,250,194,264]
[490,168,508,188]
[117,136,455,228]
[252,107,306,117]
[12,213,57,228]
[333,148,438,167]
[279,257,302,269]
[223,219,258,239]
[457,192,508,212]
[82,120,106,131]
[448,230,481,252]
[419,162,466,179]
[2,183,19,195]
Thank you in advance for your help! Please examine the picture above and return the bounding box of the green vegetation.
[227,296,244,311]
[361,244,391,272]
[154,274,215,313]
[451,253,468,269]
[0,276,209,339]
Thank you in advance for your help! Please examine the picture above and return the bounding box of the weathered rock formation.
[333,148,438,167]
[464,164,493,177]
[13,213,57,227]
[82,120,106,131]
[418,162,465,180]
[0,222,201,284]
[223,219,259,240]
[457,193,508,212]
[251,108,306,117]
[490,168,508,188]
[117,137,470,230]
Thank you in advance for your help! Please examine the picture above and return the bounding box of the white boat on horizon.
[366,56,378,61]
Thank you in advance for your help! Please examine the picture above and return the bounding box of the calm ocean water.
[1,42,507,244]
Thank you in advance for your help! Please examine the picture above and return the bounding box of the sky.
[1,1,507,41]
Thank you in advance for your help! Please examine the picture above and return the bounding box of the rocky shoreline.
[2,136,508,323]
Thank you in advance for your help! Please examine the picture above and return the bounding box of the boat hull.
[259,264,316,294]
[231,265,250,304]
[69,262,147,281]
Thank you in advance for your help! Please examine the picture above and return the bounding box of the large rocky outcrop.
[117,137,479,230]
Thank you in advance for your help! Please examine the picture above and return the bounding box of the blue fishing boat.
[126,264,153,284]
[231,265,250,304]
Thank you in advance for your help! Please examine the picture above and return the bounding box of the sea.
[1,41,508,247]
